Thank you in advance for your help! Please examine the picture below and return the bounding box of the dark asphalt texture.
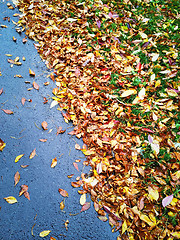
[0,1,119,239]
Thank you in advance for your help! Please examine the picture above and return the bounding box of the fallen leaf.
[41,121,48,130]
[97,216,108,222]
[0,138,6,151]
[20,165,29,168]
[120,89,137,98]
[162,194,174,207]
[60,200,65,210]
[39,230,51,237]
[0,88,3,95]
[14,171,20,186]
[58,188,69,197]
[148,186,159,201]
[33,81,39,90]
[51,157,57,168]
[29,68,35,76]
[21,97,26,105]
[80,202,90,212]
[140,214,155,227]
[56,126,66,135]
[73,162,79,171]
[15,154,24,163]
[50,237,56,240]
[19,184,28,196]
[24,191,30,200]
[122,220,127,235]
[80,193,86,205]
[50,100,58,109]
[171,232,180,238]
[29,148,36,159]
[75,143,81,150]
[39,138,47,142]
[2,109,13,114]
[4,196,17,204]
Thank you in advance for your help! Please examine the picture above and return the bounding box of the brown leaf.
[2,109,13,114]
[19,184,28,196]
[58,188,69,197]
[29,148,36,159]
[0,88,3,95]
[41,121,48,130]
[73,162,79,171]
[21,97,26,106]
[174,152,180,161]
[33,81,39,90]
[71,181,81,188]
[0,138,6,151]
[14,171,20,186]
[80,202,91,212]
[56,126,66,135]
[39,138,47,142]
[29,68,35,76]
[137,196,144,210]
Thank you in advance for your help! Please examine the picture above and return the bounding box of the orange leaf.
[24,191,30,200]
[2,109,13,114]
[56,126,66,135]
[33,81,39,90]
[80,202,90,212]
[29,148,36,159]
[41,121,48,130]
[0,88,3,95]
[0,138,6,151]
[19,184,28,196]
[29,68,35,76]
[14,171,20,186]
[58,188,69,197]
[20,165,29,168]
[75,143,81,150]
[39,138,47,142]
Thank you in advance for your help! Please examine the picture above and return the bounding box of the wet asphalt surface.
[0,1,119,239]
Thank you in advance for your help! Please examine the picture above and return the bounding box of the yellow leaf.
[122,220,127,234]
[60,200,65,210]
[155,79,161,88]
[51,157,57,168]
[80,193,86,206]
[0,138,6,151]
[120,89,137,98]
[39,230,51,237]
[15,154,24,163]
[140,214,155,227]
[171,232,180,238]
[148,186,159,201]
[104,6,109,12]
[115,54,122,61]
[4,196,17,204]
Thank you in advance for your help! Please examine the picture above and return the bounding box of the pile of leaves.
[11,0,180,239]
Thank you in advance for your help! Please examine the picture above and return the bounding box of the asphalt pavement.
[0,1,119,239]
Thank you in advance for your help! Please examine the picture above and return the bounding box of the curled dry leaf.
[56,126,66,135]
[29,68,35,76]
[4,196,17,204]
[33,81,39,90]
[14,171,20,186]
[41,121,48,130]
[0,138,6,151]
[29,148,36,159]
[39,230,51,237]
[2,109,13,114]
[58,188,69,197]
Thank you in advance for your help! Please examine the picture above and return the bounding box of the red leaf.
[2,109,13,114]
[58,188,69,197]
[21,97,26,106]
[80,202,90,212]
[33,81,39,90]
[141,128,154,133]
[41,121,48,130]
[73,162,79,171]
[0,88,3,95]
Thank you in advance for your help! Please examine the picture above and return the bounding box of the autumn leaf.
[80,202,90,212]
[39,230,51,237]
[29,68,35,76]
[162,194,174,208]
[120,89,137,98]
[60,200,65,210]
[148,186,159,201]
[39,138,47,142]
[80,193,86,205]
[0,88,3,95]
[51,157,57,168]
[29,148,36,159]
[21,97,26,105]
[33,81,39,90]
[19,184,28,196]
[58,188,69,197]
[73,162,79,171]
[20,165,29,168]
[41,121,48,130]
[122,220,127,235]
[2,109,13,114]
[4,196,17,204]
[140,214,156,227]
[75,143,81,150]
[50,237,56,240]
[24,191,30,200]
[14,171,20,186]
[171,232,180,238]
[0,138,6,151]
[15,154,24,163]
[56,126,66,135]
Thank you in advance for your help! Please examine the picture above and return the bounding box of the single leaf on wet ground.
[4,196,17,204]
